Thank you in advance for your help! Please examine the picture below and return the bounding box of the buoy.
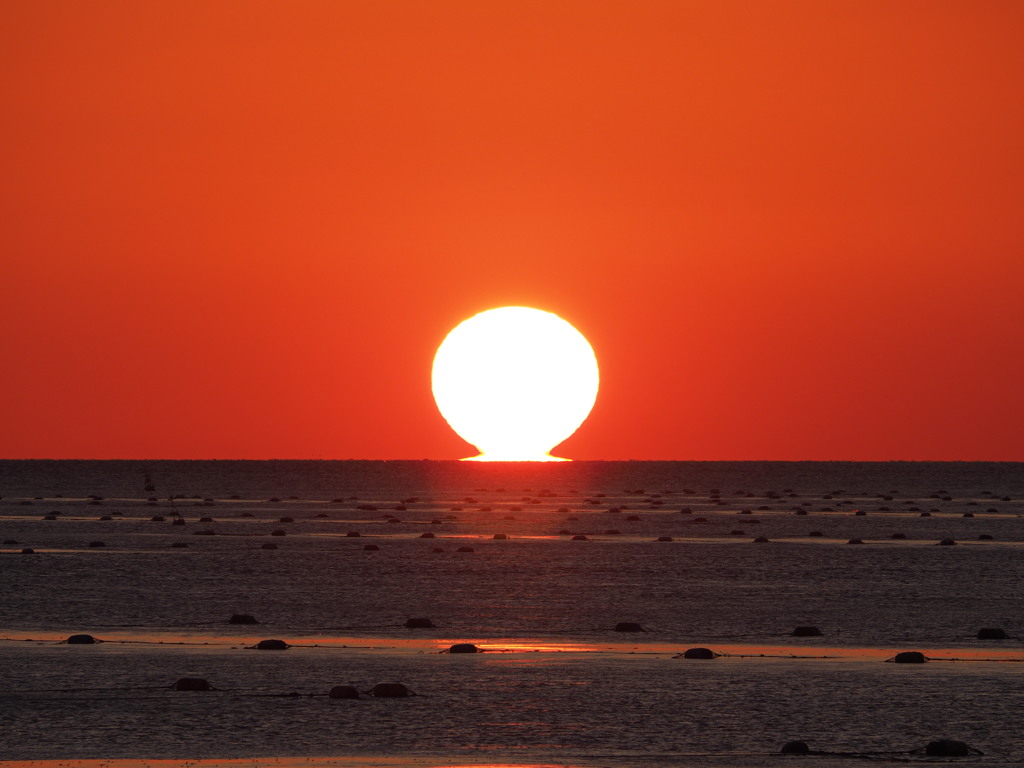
[892,651,927,663]
[976,627,1009,640]
[925,739,977,757]
[682,647,716,659]
[328,685,360,699]
[369,683,413,697]
[780,741,810,754]
[614,622,644,632]
[791,626,822,637]
[255,639,289,650]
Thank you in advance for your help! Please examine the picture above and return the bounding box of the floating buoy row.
[171,678,414,698]
[781,739,982,757]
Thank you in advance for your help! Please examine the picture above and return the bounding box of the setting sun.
[432,307,599,461]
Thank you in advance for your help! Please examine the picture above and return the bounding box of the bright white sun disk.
[432,307,599,461]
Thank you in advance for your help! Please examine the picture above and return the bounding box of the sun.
[432,306,599,461]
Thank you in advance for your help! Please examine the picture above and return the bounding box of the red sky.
[2,0,1022,461]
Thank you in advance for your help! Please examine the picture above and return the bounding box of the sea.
[2,460,1023,767]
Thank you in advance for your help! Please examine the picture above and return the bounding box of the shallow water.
[2,461,1023,766]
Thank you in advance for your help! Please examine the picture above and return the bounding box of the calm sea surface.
[2,460,1023,767]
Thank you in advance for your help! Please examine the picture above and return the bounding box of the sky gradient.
[3,0,1022,460]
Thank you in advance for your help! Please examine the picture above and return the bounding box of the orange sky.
[2,0,1022,460]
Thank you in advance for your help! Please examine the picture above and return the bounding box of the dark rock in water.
[847,538,865,544]
[791,626,822,637]
[419,532,435,539]
[270,529,286,537]
[780,741,810,754]
[977,627,1009,640]
[328,685,360,699]
[150,515,165,522]
[279,517,294,523]
[172,518,185,526]
[978,534,994,540]
[571,535,589,541]
[260,543,278,550]
[448,643,480,653]
[229,614,259,625]
[20,548,36,554]
[808,531,823,537]
[345,531,361,537]
[88,541,105,548]
[493,533,509,540]
[656,536,673,542]
[752,536,770,543]
[198,517,214,523]
[66,634,97,644]
[891,532,906,539]
[893,651,927,663]
[405,617,435,628]
[174,677,212,691]
[363,544,380,551]
[682,647,716,659]
[255,639,289,650]
[938,538,956,545]
[370,682,413,697]
[614,622,644,632]
[925,739,976,757]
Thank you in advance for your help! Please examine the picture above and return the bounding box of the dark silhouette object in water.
[891,651,927,663]
[174,677,213,691]
[345,531,361,537]
[419,532,435,538]
[88,541,105,548]
[938,538,956,545]
[150,515,165,522]
[681,647,716,659]
[656,536,673,542]
[891,532,906,539]
[3,539,18,545]
[20,548,36,554]
[571,535,589,541]
[279,517,294,523]
[270,529,287,537]
[66,634,98,644]
[369,683,414,697]
[979,534,994,540]
[229,614,259,625]
[255,639,289,650]
[172,542,189,548]
[172,518,185,526]
[405,617,435,628]
[456,546,475,552]
[808,531,823,537]
[847,538,865,545]
[329,685,360,699]
[977,627,1009,640]
[198,517,214,523]
[752,536,770,543]
[780,741,810,754]
[446,643,481,653]
[924,739,981,757]
[363,544,380,551]
[260,543,278,550]
[791,626,822,637]
[493,533,509,539]
[614,622,644,632]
